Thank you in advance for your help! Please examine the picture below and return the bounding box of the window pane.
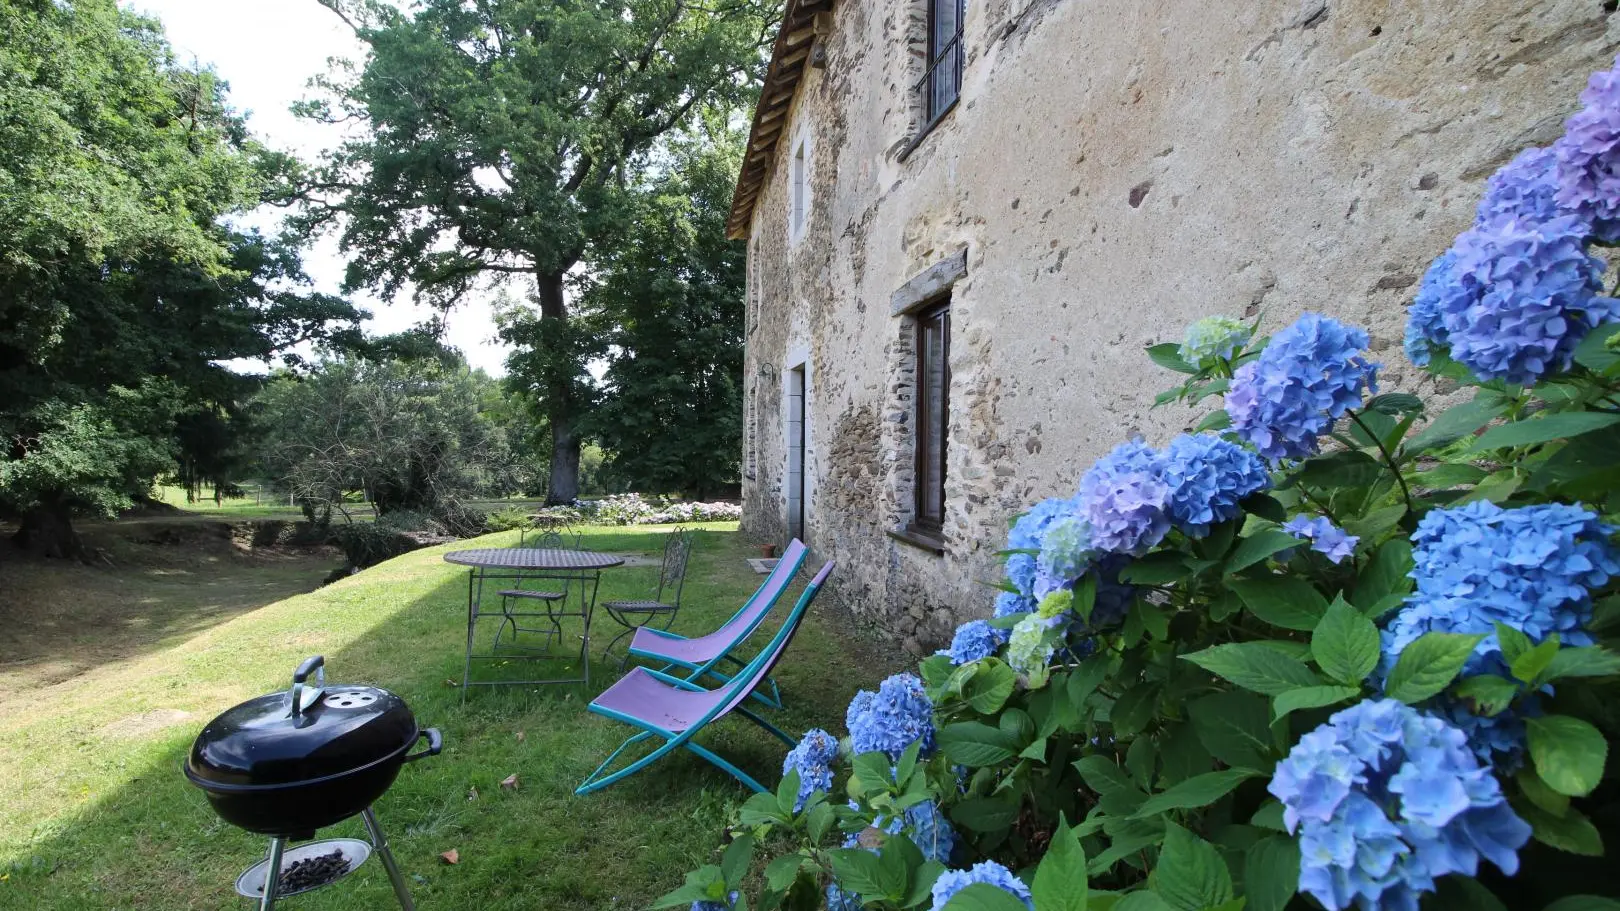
[915,304,949,529]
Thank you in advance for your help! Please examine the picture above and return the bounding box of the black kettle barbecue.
[185,656,441,910]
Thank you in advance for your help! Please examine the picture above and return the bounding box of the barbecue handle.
[404,728,443,763]
[289,655,326,716]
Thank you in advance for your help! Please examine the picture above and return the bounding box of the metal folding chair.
[601,527,694,664]
[493,527,582,652]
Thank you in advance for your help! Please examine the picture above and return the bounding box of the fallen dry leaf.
[440,849,459,865]
[500,773,519,790]
[467,786,479,801]
[514,731,525,743]
[445,679,459,688]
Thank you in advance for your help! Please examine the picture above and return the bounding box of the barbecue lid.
[186,657,419,788]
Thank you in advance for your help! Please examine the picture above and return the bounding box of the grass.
[0,523,897,910]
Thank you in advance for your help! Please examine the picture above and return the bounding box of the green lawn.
[0,524,896,909]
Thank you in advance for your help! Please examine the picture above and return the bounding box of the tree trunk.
[538,269,582,505]
[13,497,86,561]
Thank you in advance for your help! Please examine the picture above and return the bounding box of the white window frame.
[788,129,811,245]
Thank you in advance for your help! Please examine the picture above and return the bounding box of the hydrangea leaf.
[1453,674,1520,716]
[827,849,893,901]
[1469,411,1620,452]
[939,722,1019,768]
[1111,683,1160,738]
[1240,492,1288,523]
[903,860,948,908]
[1526,715,1608,797]
[1312,596,1381,684]
[1572,320,1620,373]
[1031,817,1087,911]
[1543,897,1620,911]
[1131,769,1262,818]
[1195,409,1232,433]
[764,854,807,893]
[1111,894,1173,911]
[1542,646,1620,682]
[1146,343,1199,375]
[1152,824,1233,911]
[1120,552,1195,585]
[1281,449,1384,492]
[1528,425,1620,499]
[1223,531,1299,575]
[1249,800,1286,832]
[1515,799,1604,856]
[1510,636,1563,684]
[1413,462,1488,489]
[1243,835,1301,911]
[1365,392,1425,416]
[1090,816,1168,875]
[1185,642,1322,695]
[1350,537,1414,612]
[1384,632,1485,703]
[1517,766,1572,818]
[1227,577,1330,631]
[1430,876,1511,911]
[1271,685,1360,722]
[963,661,1017,715]
[940,883,1036,911]
[1074,755,1148,816]
[1403,396,1506,455]
[1188,690,1277,770]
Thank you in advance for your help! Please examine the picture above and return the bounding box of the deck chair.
[575,561,835,796]
[626,538,808,709]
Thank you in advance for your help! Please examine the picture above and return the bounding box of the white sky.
[126,0,515,375]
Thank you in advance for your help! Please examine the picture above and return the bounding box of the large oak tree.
[298,0,773,503]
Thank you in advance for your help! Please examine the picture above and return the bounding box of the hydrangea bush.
[657,58,1620,911]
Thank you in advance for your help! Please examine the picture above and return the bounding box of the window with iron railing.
[920,0,964,127]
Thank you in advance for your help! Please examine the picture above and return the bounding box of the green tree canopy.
[570,130,746,499]
[0,0,362,557]
[297,0,773,503]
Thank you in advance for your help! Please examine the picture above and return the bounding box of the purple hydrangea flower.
[1227,314,1380,461]
[1162,433,1271,536]
[1005,497,1078,597]
[1269,699,1531,911]
[781,728,839,811]
[1406,214,1619,385]
[1178,315,1252,368]
[846,673,935,760]
[1077,440,1172,555]
[930,861,1034,911]
[1476,146,1563,226]
[1382,501,1619,676]
[1284,515,1360,564]
[939,619,1007,666]
[1555,55,1620,242]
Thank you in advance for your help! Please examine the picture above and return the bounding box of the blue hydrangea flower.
[930,861,1034,911]
[1227,314,1380,461]
[1037,515,1094,589]
[1432,694,1539,772]
[939,620,1007,666]
[1269,699,1531,911]
[1476,146,1562,226]
[781,728,839,811]
[1405,251,1459,368]
[826,885,862,911]
[1284,515,1360,564]
[1089,554,1139,630]
[1162,433,1271,536]
[691,892,739,911]
[994,590,1035,619]
[1077,440,1172,555]
[1005,497,1078,597]
[1382,501,1618,676]
[846,673,936,760]
[876,800,959,864]
[1179,315,1253,368]
[1555,55,1620,242]
[1406,214,1619,385]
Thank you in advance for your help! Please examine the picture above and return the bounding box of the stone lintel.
[889,246,968,317]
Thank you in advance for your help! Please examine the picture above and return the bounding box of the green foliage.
[298,0,771,502]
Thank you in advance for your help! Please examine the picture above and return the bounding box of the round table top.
[442,547,626,571]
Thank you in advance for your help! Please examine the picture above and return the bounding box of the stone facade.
[737,0,1620,652]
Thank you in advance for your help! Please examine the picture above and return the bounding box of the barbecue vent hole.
[324,692,377,708]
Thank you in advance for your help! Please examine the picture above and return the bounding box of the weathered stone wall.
[741,0,1620,652]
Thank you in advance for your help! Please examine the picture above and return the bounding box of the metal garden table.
[444,547,625,693]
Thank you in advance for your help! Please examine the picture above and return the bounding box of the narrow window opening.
[921,0,965,125]
[910,300,950,537]
[790,139,808,240]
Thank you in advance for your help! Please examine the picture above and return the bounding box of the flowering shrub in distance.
[655,57,1620,911]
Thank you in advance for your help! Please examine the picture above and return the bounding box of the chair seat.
[629,626,730,664]
[497,589,567,601]
[604,599,676,613]
[591,668,726,733]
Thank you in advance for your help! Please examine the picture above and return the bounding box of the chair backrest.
[519,522,580,549]
[654,527,695,604]
[703,539,807,650]
[710,561,834,721]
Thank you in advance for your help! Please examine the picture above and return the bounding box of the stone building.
[730,0,1617,651]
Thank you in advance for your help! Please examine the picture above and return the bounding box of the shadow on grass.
[0,526,898,911]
